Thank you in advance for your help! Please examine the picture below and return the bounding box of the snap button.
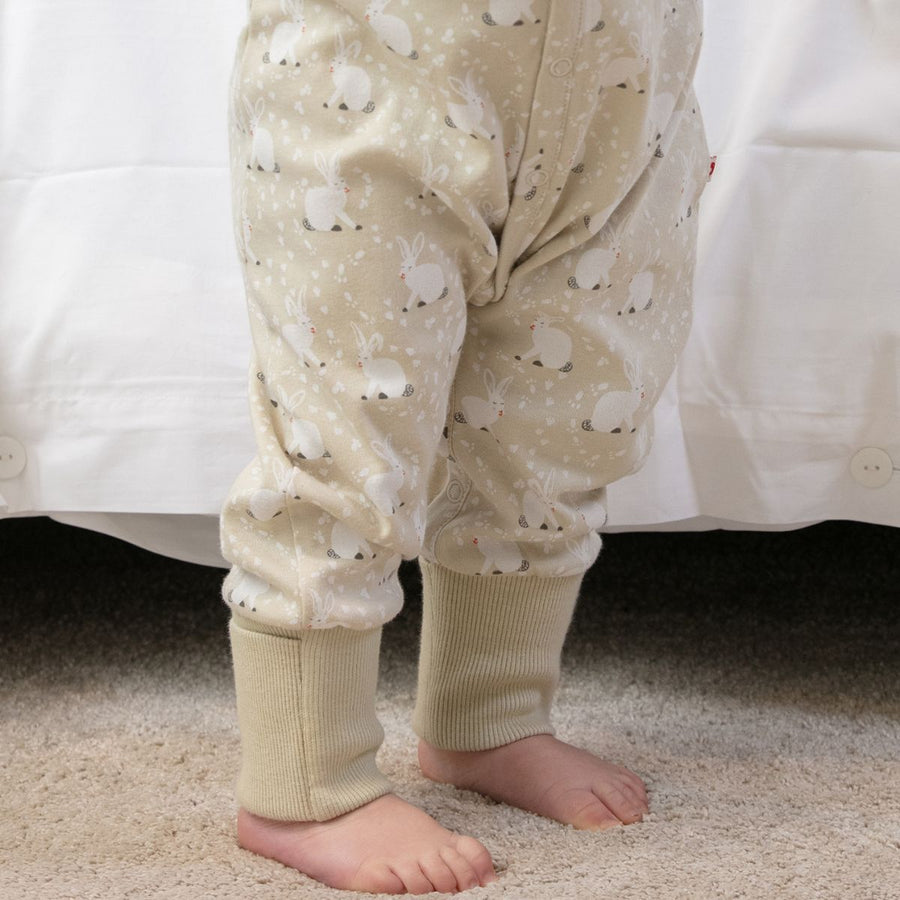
[850,447,894,489]
[0,436,27,479]
[549,57,573,77]
[446,481,464,502]
[528,169,548,187]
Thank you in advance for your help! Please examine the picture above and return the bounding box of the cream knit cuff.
[228,616,392,822]
[412,562,583,751]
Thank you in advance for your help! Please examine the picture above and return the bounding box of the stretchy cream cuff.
[413,562,583,751]
[229,616,392,822]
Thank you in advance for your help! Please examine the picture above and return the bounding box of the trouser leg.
[220,2,544,816]
[414,9,710,750]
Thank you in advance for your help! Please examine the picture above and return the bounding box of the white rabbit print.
[364,437,407,516]
[324,32,376,113]
[568,227,622,290]
[365,1,418,59]
[444,70,497,141]
[303,152,362,232]
[242,97,280,173]
[397,233,449,311]
[264,0,306,66]
[518,471,565,531]
[246,461,301,521]
[272,387,331,460]
[472,534,529,575]
[598,32,650,93]
[418,147,450,202]
[482,2,542,27]
[307,588,337,628]
[351,323,415,399]
[582,359,645,433]
[455,369,513,439]
[514,315,574,372]
[282,291,325,368]
[227,569,273,613]
[618,249,659,316]
[328,520,375,560]
[582,0,606,34]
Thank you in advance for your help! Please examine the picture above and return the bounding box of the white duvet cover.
[1,1,898,566]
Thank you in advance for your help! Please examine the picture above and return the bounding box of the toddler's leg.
[230,618,494,893]
[415,5,709,831]
[220,1,515,890]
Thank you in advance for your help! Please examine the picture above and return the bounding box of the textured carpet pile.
[1,517,898,899]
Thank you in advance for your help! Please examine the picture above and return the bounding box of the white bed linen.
[1,1,898,567]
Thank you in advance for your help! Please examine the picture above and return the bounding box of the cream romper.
[221,0,709,822]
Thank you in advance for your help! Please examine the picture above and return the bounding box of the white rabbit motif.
[472,534,529,575]
[351,323,415,400]
[282,291,325,368]
[619,248,659,316]
[264,0,306,66]
[482,1,541,26]
[307,588,337,628]
[303,152,361,232]
[227,569,272,613]
[568,226,622,290]
[274,387,330,460]
[598,32,650,92]
[582,0,606,34]
[365,0,418,59]
[515,315,573,372]
[328,519,375,560]
[444,70,497,141]
[246,461,300,521]
[582,359,645,434]
[519,471,564,531]
[364,437,407,516]
[397,233,449,311]
[456,369,513,439]
[325,32,376,113]
[418,147,451,203]
[242,97,280,173]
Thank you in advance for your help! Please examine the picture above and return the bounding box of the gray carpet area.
[1,517,898,898]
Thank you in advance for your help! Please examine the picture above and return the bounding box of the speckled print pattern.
[220,0,710,630]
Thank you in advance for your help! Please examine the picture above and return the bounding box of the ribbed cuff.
[412,562,583,751]
[229,616,392,821]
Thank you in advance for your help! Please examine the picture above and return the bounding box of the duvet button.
[850,447,894,488]
[446,481,464,502]
[0,436,27,479]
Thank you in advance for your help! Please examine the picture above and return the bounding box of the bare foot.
[418,734,649,832]
[237,793,497,894]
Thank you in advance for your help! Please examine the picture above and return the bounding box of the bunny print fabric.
[221,0,710,630]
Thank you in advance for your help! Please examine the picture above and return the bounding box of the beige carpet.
[1,518,898,899]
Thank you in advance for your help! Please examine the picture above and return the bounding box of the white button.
[549,57,572,77]
[0,436,27,479]
[850,447,894,489]
[528,169,549,187]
